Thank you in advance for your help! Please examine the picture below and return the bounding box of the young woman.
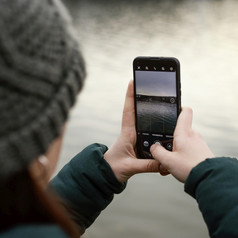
[1,1,237,238]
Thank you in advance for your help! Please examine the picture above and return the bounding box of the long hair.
[0,168,81,238]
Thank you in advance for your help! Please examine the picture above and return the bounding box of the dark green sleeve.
[185,157,238,238]
[50,143,127,233]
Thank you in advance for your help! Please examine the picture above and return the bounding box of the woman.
[1,1,237,238]
[0,0,161,237]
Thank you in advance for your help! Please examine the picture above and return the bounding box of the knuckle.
[182,106,192,114]
[187,107,193,114]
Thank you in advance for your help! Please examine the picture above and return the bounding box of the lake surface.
[58,0,238,237]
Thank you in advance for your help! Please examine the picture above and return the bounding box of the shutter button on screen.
[153,140,161,145]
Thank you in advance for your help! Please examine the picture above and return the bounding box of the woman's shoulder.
[0,224,69,238]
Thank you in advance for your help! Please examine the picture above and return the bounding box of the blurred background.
[58,0,238,237]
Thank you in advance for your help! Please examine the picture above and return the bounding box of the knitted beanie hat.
[0,0,86,180]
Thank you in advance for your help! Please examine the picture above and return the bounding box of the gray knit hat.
[0,0,86,180]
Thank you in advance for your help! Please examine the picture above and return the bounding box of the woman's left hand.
[104,80,165,183]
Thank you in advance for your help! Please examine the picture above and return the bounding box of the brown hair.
[0,168,81,238]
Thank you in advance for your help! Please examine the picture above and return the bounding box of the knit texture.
[0,0,86,180]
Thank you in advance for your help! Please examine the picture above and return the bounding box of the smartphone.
[133,56,181,159]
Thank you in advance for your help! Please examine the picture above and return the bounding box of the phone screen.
[133,57,181,158]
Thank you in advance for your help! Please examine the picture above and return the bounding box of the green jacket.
[0,144,126,238]
[185,157,238,237]
[50,143,127,233]
[1,144,238,237]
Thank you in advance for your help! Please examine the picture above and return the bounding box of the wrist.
[104,148,125,183]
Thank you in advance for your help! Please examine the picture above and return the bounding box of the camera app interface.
[135,64,178,155]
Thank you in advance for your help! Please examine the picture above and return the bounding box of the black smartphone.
[133,56,181,159]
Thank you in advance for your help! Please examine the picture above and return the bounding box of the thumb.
[150,144,173,170]
[130,159,161,174]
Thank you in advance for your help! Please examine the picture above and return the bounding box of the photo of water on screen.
[136,70,177,134]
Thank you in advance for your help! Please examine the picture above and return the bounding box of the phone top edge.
[133,56,180,60]
[133,56,180,67]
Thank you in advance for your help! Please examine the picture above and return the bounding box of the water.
[58,0,238,237]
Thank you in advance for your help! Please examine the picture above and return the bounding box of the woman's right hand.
[150,107,215,183]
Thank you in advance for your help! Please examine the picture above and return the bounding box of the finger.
[122,80,135,130]
[174,107,193,136]
[159,164,170,176]
[150,143,173,169]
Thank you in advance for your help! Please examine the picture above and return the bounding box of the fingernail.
[150,143,159,152]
